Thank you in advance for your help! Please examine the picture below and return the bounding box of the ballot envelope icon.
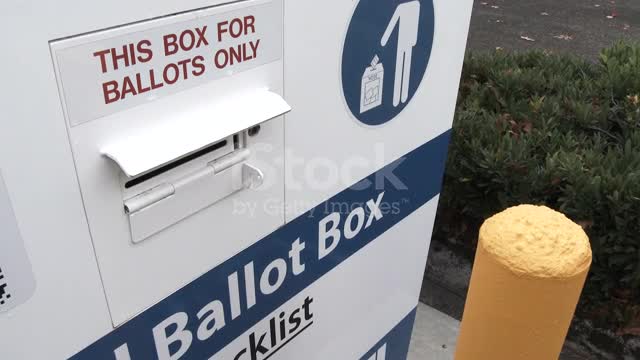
[343,0,434,125]
[360,55,384,114]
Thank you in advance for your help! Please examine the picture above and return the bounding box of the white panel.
[0,1,261,358]
[0,0,473,358]
[67,60,285,325]
[0,172,36,312]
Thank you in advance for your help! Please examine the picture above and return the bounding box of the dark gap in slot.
[124,140,228,189]
[233,134,240,149]
[248,125,261,137]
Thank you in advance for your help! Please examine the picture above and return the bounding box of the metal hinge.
[123,148,261,214]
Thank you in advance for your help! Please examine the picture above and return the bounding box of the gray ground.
[418,1,640,359]
[467,0,640,59]
[408,303,459,360]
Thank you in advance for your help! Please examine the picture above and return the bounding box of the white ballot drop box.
[0,0,472,359]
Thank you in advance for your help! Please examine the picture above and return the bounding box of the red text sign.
[51,0,282,126]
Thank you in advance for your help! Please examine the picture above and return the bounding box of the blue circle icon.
[342,0,435,126]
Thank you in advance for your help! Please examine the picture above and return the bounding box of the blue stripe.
[71,130,451,359]
[360,308,418,360]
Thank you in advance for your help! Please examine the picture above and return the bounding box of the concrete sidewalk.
[408,303,459,360]
[407,302,591,360]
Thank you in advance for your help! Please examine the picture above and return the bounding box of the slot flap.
[102,89,290,177]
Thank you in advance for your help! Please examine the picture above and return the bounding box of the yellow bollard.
[455,205,592,360]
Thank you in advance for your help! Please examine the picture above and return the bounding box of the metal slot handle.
[123,148,264,243]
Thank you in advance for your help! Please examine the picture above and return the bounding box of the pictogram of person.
[381,1,421,107]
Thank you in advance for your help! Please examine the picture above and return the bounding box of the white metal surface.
[45,0,289,326]
[0,172,36,313]
[0,0,473,359]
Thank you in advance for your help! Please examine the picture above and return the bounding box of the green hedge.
[436,42,640,326]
